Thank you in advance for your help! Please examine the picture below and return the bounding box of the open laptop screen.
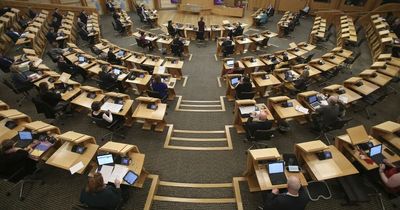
[19,131,33,140]
[308,95,318,103]
[268,162,284,174]
[370,144,382,157]
[97,154,114,166]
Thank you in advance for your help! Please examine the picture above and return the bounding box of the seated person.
[107,47,122,65]
[0,52,14,73]
[10,69,34,91]
[244,109,273,140]
[171,36,184,57]
[221,37,233,57]
[379,159,400,193]
[80,172,122,210]
[91,101,114,125]
[0,139,38,182]
[235,76,252,99]
[167,20,177,37]
[28,8,37,19]
[18,16,32,30]
[46,27,57,46]
[311,95,342,131]
[112,12,120,21]
[79,10,88,25]
[283,69,309,93]
[233,23,244,37]
[266,4,275,17]
[139,31,153,51]
[262,176,309,210]
[5,27,20,43]
[52,8,63,25]
[38,82,70,112]
[105,0,115,13]
[299,3,310,17]
[151,75,168,101]
[99,65,125,92]
[57,56,87,81]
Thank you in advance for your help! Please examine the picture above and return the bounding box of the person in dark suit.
[171,35,184,57]
[52,8,63,26]
[46,27,57,45]
[262,176,309,210]
[80,172,122,210]
[0,53,14,73]
[112,12,120,21]
[28,8,37,19]
[38,82,70,112]
[5,27,20,43]
[244,109,273,140]
[197,17,205,40]
[151,75,168,100]
[99,65,125,92]
[311,96,342,131]
[167,20,177,37]
[107,47,122,65]
[78,10,88,24]
[0,139,38,182]
[139,31,153,51]
[57,56,87,81]
[235,76,252,99]
[221,37,233,57]
[10,70,34,91]
[106,0,115,13]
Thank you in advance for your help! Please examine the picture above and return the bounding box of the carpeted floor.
[0,9,399,210]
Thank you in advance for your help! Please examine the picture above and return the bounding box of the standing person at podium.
[197,17,205,40]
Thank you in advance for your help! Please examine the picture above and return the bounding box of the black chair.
[32,96,67,124]
[343,51,361,74]
[46,52,58,63]
[236,91,256,100]
[3,79,31,107]
[135,38,148,52]
[222,45,234,57]
[112,21,124,35]
[243,120,276,151]
[303,53,315,64]
[338,174,371,206]
[96,79,119,92]
[171,43,183,57]
[315,117,352,144]
[2,165,43,201]
[90,116,125,141]
[147,90,168,103]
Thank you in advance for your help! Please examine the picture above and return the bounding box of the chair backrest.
[253,121,275,140]
[224,45,235,54]
[90,115,109,128]
[237,91,256,100]
[135,38,145,48]
[147,89,162,99]
[330,117,352,130]
[304,53,315,63]
[32,96,56,119]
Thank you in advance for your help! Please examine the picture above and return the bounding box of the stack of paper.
[239,106,256,114]
[295,105,309,114]
[99,164,129,184]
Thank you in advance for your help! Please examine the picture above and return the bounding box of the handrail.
[0,0,97,14]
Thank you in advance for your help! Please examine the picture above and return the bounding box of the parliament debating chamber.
[0,0,400,209]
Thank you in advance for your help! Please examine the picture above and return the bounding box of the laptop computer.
[15,131,33,148]
[268,161,287,185]
[97,154,114,168]
[231,77,240,87]
[226,60,234,67]
[369,144,386,164]
[78,56,85,63]
[308,95,321,108]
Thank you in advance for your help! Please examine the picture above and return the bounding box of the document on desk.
[110,164,129,183]
[99,165,114,184]
[101,102,123,113]
[157,66,166,74]
[295,105,309,114]
[69,161,84,175]
[339,94,348,104]
[118,73,128,80]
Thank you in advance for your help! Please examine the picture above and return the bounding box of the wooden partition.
[277,0,307,12]
[0,0,97,15]
[248,0,275,12]
[309,0,340,11]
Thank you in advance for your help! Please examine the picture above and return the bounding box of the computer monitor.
[97,154,114,166]
[370,144,382,156]
[231,77,239,86]
[113,69,121,75]
[308,95,318,104]
[226,60,234,66]
[268,162,284,174]
[18,131,33,141]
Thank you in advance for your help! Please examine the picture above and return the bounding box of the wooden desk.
[242,58,265,74]
[125,54,147,69]
[322,54,346,65]
[267,96,307,121]
[233,100,274,133]
[292,64,321,78]
[359,69,392,87]
[103,92,134,127]
[164,60,184,80]
[93,141,148,188]
[331,47,353,58]
[142,58,164,69]
[335,134,400,170]
[296,90,324,113]
[125,70,152,95]
[310,60,336,72]
[0,100,9,110]
[322,84,361,105]
[274,69,300,84]
[0,114,30,144]
[132,97,167,132]
[221,60,245,76]
[251,72,281,97]
[295,140,358,181]
[244,148,307,192]
[344,77,380,96]
[234,37,253,54]
[71,86,105,110]
[371,121,400,151]
[298,43,316,52]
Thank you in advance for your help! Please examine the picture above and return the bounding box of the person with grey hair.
[261,176,309,210]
